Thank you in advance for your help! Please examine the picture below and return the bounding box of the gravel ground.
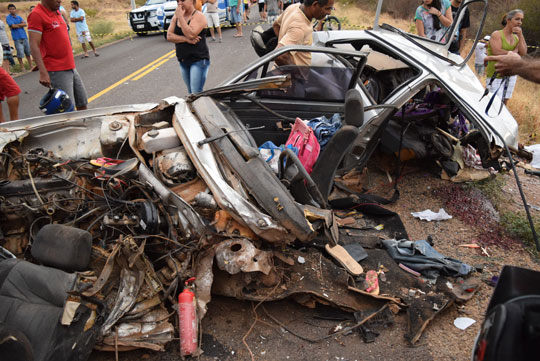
[381,159,540,361]
[90,158,540,361]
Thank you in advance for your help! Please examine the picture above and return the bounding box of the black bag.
[473,266,540,361]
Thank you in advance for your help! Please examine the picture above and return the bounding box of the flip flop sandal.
[95,158,139,179]
[364,270,380,295]
[90,157,125,167]
[452,277,481,301]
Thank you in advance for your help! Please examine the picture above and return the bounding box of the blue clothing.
[6,14,28,40]
[70,8,89,34]
[229,5,242,24]
[307,113,342,149]
[382,238,474,281]
[179,59,210,94]
[13,38,31,58]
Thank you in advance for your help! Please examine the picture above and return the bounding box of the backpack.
[473,266,540,361]
[285,118,320,174]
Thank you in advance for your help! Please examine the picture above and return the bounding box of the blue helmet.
[39,88,74,115]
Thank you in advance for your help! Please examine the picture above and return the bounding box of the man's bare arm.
[274,49,295,66]
[29,31,51,88]
[272,22,280,37]
[485,53,540,84]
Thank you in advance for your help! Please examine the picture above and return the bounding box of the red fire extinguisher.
[178,277,198,357]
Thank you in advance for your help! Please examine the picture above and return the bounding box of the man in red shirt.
[0,67,20,122]
[28,0,88,111]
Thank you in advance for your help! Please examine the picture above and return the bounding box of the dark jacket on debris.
[382,239,473,280]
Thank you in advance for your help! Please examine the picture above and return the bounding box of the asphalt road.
[9,19,262,120]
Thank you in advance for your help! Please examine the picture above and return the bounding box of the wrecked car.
[238,0,519,179]
[0,0,522,359]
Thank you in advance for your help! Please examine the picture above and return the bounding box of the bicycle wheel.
[322,16,341,31]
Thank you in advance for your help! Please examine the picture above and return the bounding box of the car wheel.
[163,30,168,39]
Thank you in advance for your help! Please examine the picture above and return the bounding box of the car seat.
[279,90,363,207]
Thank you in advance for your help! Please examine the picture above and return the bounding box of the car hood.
[315,29,518,149]
[161,1,178,11]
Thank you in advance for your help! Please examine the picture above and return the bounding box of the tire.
[323,16,341,31]
[163,30,168,40]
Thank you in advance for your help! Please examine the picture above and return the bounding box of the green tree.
[518,0,540,50]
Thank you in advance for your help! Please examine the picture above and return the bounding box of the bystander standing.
[258,0,267,22]
[485,9,527,105]
[6,4,33,70]
[474,35,489,76]
[205,0,222,42]
[0,19,14,72]
[167,0,209,94]
[243,0,250,23]
[265,0,281,24]
[0,46,20,122]
[29,0,89,111]
[228,0,243,37]
[414,0,452,42]
[70,1,99,58]
[448,0,469,55]
[272,0,334,66]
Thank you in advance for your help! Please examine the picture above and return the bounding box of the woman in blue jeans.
[167,0,209,94]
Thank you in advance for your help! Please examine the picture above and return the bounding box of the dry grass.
[0,1,133,57]
[507,79,540,143]
[333,1,540,145]
[334,1,412,31]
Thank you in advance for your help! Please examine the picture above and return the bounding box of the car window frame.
[221,45,369,102]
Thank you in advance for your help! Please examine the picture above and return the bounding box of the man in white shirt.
[204,0,222,42]
[70,1,98,57]
[474,35,489,75]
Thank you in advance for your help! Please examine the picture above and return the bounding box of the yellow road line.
[88,50,176,103]
[132,53,176,81]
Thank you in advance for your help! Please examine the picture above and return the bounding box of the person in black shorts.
[449,0,470,55]
[258,0,267,21]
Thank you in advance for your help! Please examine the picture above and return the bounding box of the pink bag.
[285,118,320,174]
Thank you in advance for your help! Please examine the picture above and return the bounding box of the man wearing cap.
[474,35,489,75]
[28,0,88,111]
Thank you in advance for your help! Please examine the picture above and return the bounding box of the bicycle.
[313,15,341,31]
[251,15,341,57]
